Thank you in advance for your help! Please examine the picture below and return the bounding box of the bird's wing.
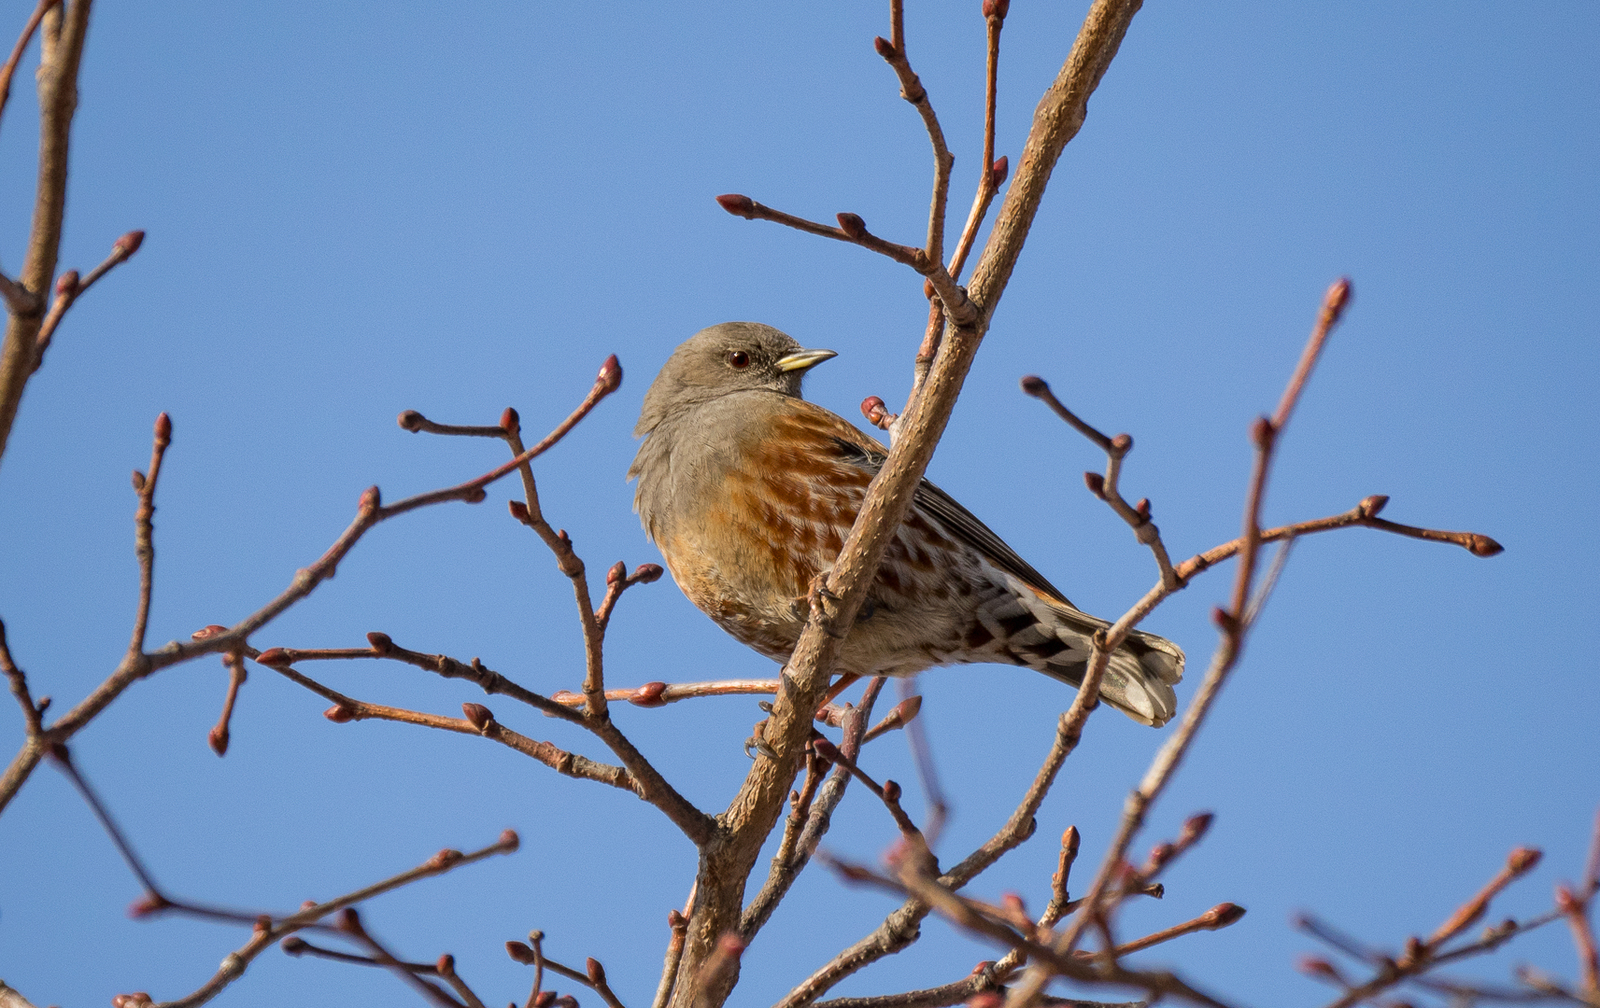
[818,420,1077,609]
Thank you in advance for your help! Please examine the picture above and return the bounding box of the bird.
[629,322,1184,726]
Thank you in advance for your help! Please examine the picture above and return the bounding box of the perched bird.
[629,322,1184,726]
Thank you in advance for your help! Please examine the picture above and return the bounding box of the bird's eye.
[726,350,750,369]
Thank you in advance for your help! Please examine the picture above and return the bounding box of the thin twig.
[0,0,59,132]
[1009,280,1355,1008]
[0,358,621,817]
[336,909,464,1008]
[206,650,247,756]
[874,0,953,264]
[129,412,170,656]
[714,196,979,328]
[141,832,518,1008]
[0,619,43,735]
[32,230,144,370]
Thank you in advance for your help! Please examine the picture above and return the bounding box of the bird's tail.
[1038,601,1185,727]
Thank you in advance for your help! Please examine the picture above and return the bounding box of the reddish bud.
[500,406,519,433]
[359,485,381,513]
[338,907,362,931]
[629,681,669,707]
[632,563,664,584]
[1182,811,1215,845]
[981,0,1009,19]
[398,409,424,431]
[253,914,272,934]
[668,909,687,929]
[191,624,228,640]
[1083,471,1106,499]
[430,848,464,869]
[1134,498,1151,520]
[811,737,842,762]
[462,703,494,731]
[882,779,902,803]
[154,412,172,442]
[861,395,888,423]
[281,936,309,955]
[836,212,868,239]
[366,632,394,655]
[208,725,229,756]
[324,705,355,723]
[462,486,486,504]
[1203,902,1246,928]
[1358,494,1389,518]
[597,354,623,393]
[1148,842,1175,869]
[1020,374,1047,397]
[55,269,79,296]
[923,277,935,300]
[717,933,746,958]
[301,900,317,910]
[1111,432,1133,453]
[130,469,145,491]
[508,499,530,522]
[499,829,520,850]
[1507,847,1542,875]
[1326,276,1353,319]
[893,694,923,725]
[112,994,154,1008]
[1298,956,1342,982]
[873,35,897,59]
[436,953,455,973]
[715,193,756,217]
[1212,606,1240,632]
[1001,891,1027,918]
[255,647,290,666]
[1469,534,1505,557]
[967,994,1003,1008]
[606,561,627,585]
[586,958,606,984]
[116,230,146,257]
[990,155,1009,188]
[506,940,534,963]
[1062,825,1081,857]
[1251,415,1275,448]
[553,996,579,1008]
[127,893,169,918]
[532,993,557,1008]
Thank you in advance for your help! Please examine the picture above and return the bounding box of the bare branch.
[140,832,518,1008]
[32,229,145,370]
[872,1,954,263]
[0,0,93,466]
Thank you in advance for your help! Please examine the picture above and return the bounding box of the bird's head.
[635,322,836,436]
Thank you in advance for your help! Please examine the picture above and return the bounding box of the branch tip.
[1019,374,1047,397]
[873,35,896,59]
[397,409,424,431]
[366,631,394,655]
[598,353,623,393]
[325,704,355,722]
[1359,494,1389,518]
[1468,534,1505,558]
[715,193,756,217]
[632,562,664,584]
[254,648,290,667]
[501,406,520,433]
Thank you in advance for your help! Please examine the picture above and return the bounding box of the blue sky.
[0,2,1596,1006]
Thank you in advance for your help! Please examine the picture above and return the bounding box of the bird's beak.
[775,348,838,373]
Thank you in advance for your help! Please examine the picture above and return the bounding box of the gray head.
[634,322,837,435]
